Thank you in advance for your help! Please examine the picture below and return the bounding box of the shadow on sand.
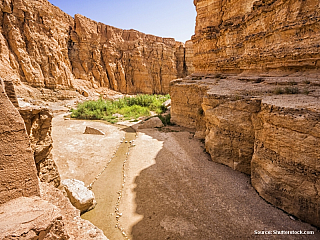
[129,128,319,240]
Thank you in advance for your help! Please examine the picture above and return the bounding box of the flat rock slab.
[84,126,105,135]
[0,196,67,239]
[62,179,96,213]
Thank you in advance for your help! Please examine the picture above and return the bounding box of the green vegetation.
[71,94,170,123]
[157,114,173,126]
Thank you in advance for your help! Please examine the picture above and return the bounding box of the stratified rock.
[62,179,97,214]
[19,107,61,187]
[192,0,320,75]
[0,0,193,94]
[68,14,190,94]
[251,103,320,228]
[84,126,105,135]
[170,0,320,227]
[3,79,18,107]
[0,78,39,204]
[0,196,68,239]
[136,117,164,129]
[170,77,320,227]
[0,0,75,88]
[185,40,195,75]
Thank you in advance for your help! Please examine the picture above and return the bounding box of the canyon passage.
[0,0,320,239]
[51,111,319,240]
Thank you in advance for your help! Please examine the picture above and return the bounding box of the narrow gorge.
[0,0,320,239]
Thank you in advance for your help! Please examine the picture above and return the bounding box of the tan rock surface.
[0,0,193,95]
[0,78,39,204]
[0,196,68,239]
[170,76,320,227]
[40,182,108,240]
[19,106,61,187]
[192,0,320,75]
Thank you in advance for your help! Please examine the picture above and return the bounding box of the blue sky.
[48,0,196,42]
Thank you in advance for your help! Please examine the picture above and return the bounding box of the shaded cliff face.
[193,0,320,75]
[0,0,193,94]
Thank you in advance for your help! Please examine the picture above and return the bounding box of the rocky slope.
[170,0,320,228]
[0,0,193,95]
[0,78,107,239]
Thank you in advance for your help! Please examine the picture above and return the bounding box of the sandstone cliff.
[192,0,320,75]
[170,0,320,228]
[170,76,320,228]
[0,0,193,95]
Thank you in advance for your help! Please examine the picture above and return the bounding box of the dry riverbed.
[52,114,319,240]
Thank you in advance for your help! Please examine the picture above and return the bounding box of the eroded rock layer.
[192,0,320,75]
[0,78,39,204]
[0,0,193,94]
[170,76,320,227]
[19,107,61,187]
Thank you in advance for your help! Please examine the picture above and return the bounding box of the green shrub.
[157,114,173,126]
[71,94,170,123]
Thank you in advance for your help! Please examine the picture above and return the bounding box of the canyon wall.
[0,78,39,204]
[171,0,320,228]
[0,0,193,95]
[171,77,320,228]
[192,0,320,75]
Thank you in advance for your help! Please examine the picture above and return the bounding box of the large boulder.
[62,179,97,213]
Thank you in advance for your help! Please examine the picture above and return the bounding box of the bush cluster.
[71,94,170,123]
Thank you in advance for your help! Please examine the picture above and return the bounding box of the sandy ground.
[51,116,320,240]
[52,114,125,186]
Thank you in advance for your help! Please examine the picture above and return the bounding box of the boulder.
[62,179,97,213]
[137,117,164,129]
[84,126,105,135]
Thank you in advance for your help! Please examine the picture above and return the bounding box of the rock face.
[192,0,320,75]
[170,76,320,228]
[0,0,193,94]
[0,78,40,204]
[19,107,61,187]
[170,0,320,228]
[68,14,191,94]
